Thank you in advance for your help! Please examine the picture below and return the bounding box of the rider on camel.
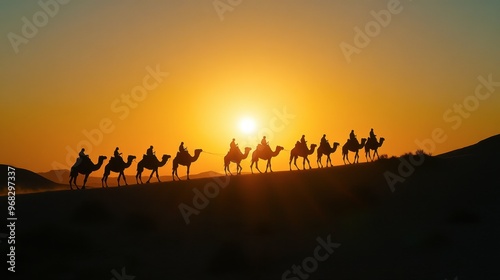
[349,130,356,141]
[146,145,154,157]
[320,134,328,147]
[179,142,187,154]
[79,148,87,158]
[369,128,377,141]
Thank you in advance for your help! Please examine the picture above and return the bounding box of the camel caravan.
[68,129,385,189]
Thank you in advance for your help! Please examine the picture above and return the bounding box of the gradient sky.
[1,0,499,178]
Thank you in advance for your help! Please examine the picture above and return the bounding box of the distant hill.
[437,134,500,159]
[0,164,65,195]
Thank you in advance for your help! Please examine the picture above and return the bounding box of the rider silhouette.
[369,128,376,141]
[114,147,122,158]
[300,135,307,148]
[349,130,356,141]
[321,134,328,145]
[146,145,154,157]
[179,142,187,154]
[79,148,87,158]
[230,138,237,150]
[261,136,268,146]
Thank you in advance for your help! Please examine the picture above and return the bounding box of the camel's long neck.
[308,146,316,155]
[191,151,201,162]
[125,159,134,168]
[272,148,281,157]
[159,158,169,167]
[93,159,105,171]
[242,149,251,159]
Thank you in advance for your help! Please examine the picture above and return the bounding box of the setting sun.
[239,117,257,134]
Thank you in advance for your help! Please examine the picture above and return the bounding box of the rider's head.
[232,138,235,141]
[150,145,153,148]
[81,148,85,152]
[263,136,266,139]
[323,134,326,137]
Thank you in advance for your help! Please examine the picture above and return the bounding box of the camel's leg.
[122,172,128,186]
[250,161,254,174]
[293,157,300,170]
[82,174,89,190]
[237,163,242,175]
[147,169,155,183]
[137,171,143,184]
[266,159,273,173]
[354,152,359,164]
[69,176,74,190]
[156,169,161,182]
[344,152,350,164]
[187,165,190,180]
[254,161,262,173]
[173,168,181,181]
[317,154,322,168]
[305,157,311,169]
[374,149,379,160]
[225,164,232,176]
[327,155,332,167]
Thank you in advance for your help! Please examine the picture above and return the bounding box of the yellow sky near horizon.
[1,1,499,177]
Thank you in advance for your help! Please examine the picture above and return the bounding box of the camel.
[365,137,385,161]
[69,155,107,190]
[250,145,284,174]
[317,142,340,168]
[172,149,202,181]
[289,143,317,170]
[224,147,252,175]
[342,138,367,164]
[135,154,171,184]
[101,155,136,187]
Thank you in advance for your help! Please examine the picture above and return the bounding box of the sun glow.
[239,117,257,134]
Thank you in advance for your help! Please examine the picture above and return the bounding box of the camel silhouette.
[250,145,284,174]
[289,144,317,170]
[172,149,202,181]
[135,154,171,184]
[365,137,385,161]
[342,138,367,164]
[69,155,107,190]
[224,147,252,176]
[101,155,136,187]
[317,142,340,168]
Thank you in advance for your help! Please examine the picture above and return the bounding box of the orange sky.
[1,1,499,179]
